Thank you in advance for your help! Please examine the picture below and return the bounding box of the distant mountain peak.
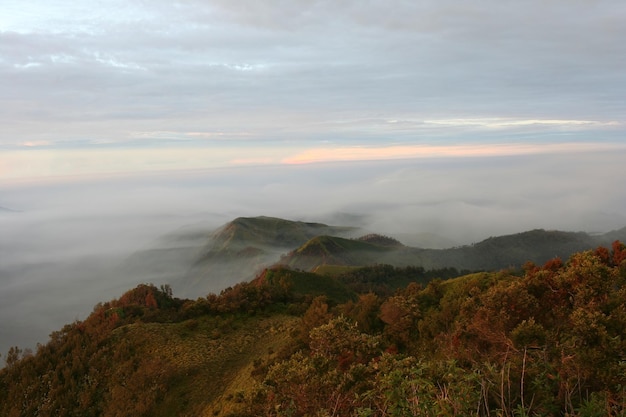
[210,216,356,250]
[183,216,626,297]
[281,235,397,271]
[183,216,360,296]
[356,234,404,247]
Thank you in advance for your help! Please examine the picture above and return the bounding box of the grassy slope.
[313,264,361,276]
[114,314,299,417]
[206,216,356,255]
[184,217,358,296]
[283,235,393,271]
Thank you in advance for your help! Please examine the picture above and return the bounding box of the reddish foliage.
[594,246,611,265]
[612,240,626,265]
[543,257,563,272]
[145,292,158,309]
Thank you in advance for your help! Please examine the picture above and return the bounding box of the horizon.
[2,0,625,182]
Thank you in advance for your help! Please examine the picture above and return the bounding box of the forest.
[1,241,625,416]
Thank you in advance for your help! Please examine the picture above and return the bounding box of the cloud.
[20,140,52,147]
[2,139,624,183]
[422,118,621,130]
[1,0,625,152]
[281,142,626,165]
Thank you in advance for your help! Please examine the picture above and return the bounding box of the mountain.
[118,216,626,299]
[597,225,626,243]
[280,234,400,271]
[180,216,626,297]
[280,227,626,273]
[180,216,358,297]
[393,231,458,249]
[416,228,598,271]
[204,216,357,254]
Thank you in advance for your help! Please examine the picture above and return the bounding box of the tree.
[4,346,22,368]
[379,282,422,349]
[299,296,332,345]
[339,292,382,333]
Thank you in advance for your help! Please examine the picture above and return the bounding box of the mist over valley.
[1,152,625,357]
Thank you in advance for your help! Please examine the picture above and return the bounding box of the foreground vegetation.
[1,242,625,416]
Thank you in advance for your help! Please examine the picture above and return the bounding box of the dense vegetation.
[1,242,625,416]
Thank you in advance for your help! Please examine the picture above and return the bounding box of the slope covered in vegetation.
[207,216,356,252]
[281,228,626,273]
[182,216,357,296]
[281,235,396,271]
[240,241,626,416]
[1,242,625,416]
[177,216,626,298]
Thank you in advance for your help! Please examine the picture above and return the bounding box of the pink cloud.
[21,141,52,147]
[281,142,625,165]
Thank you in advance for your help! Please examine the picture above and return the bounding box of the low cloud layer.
[1,150,625,357]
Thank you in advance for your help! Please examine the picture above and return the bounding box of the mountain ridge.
[126,215,626,299]
[279,226,626,273]
[179,216,359,297]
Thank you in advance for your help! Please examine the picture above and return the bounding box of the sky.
[1,1,626,357]
[1,0,625,178]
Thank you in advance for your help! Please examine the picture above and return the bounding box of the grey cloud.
[2,0,625,146]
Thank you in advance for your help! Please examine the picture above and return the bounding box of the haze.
[1,0,625,359]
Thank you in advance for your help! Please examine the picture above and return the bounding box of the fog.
[2,150,626,357]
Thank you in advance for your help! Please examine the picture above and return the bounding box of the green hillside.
[171,216,626,298]
[181,216,358,296]
[281,235,394,270]
[256,266,355,304]
[2,241,626,416]
[203,216,357,256]
[279,227,626,273]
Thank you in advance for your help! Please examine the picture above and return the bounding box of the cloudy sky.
[1,0,625,179]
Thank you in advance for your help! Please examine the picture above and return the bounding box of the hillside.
[206,216,356,253]
[599,225,626,243]
[280,227,626,273]
[280,235,396,271]
[180,216,358,297]
[2,242,625,416]
[121,216,626,300]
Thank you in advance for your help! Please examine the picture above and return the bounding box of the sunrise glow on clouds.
[1,1,625,182]
[4,114,621,182]
[281,142,626,165]
[3,140,624,183]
